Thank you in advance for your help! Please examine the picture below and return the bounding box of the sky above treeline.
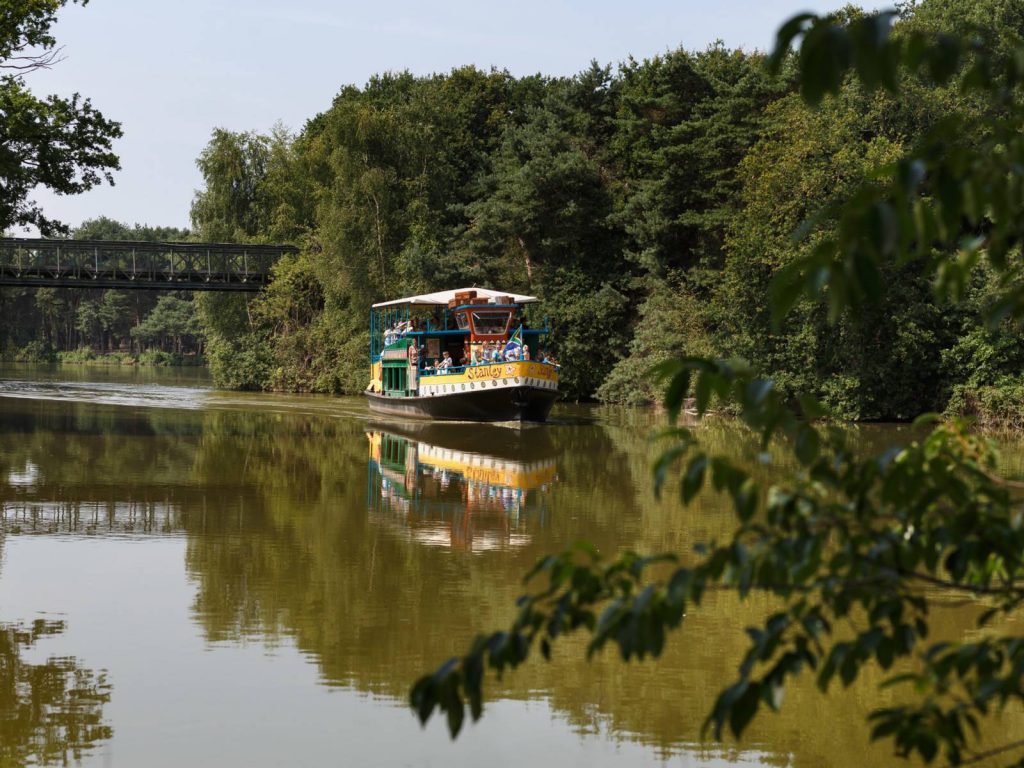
[27,0,882,235]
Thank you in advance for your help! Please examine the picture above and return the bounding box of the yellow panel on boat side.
[420,361,558,387]
[367,361,383,392]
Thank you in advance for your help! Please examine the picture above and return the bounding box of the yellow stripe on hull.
[420,360,557,390]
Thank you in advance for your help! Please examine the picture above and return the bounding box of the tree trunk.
[370,192,388,293]
[517,236,534,288]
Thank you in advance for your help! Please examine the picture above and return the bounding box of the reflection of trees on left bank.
[0,620,112,766]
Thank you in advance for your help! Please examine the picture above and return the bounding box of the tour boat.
[365,288,559,422]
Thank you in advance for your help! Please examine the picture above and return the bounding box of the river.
[0,363,1020,767]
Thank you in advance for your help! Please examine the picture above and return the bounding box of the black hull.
[366,386,558,423]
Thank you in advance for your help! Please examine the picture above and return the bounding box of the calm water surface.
[1,363,1022,767]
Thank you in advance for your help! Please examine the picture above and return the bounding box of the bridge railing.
[0,238,297,291]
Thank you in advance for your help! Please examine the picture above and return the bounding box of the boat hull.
[366,385,558,422]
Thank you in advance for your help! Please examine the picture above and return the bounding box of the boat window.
[471,311,512,336]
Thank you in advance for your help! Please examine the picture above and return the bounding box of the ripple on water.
[0,379,209,410]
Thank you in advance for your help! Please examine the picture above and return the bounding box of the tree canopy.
[0,0,121,234]
[185,1,1023,421]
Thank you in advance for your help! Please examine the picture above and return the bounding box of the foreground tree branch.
[0,1,120,233]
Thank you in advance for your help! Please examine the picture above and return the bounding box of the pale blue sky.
[24,0,883,233]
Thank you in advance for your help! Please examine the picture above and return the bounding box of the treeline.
[9,0,1022,421]
[188,0,1024,421]
[189,47,789,399]
[0,217,204,365]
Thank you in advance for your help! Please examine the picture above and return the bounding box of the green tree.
[73,297,101,348]
[0,1,121,234]
[411,9,1024,767]
[130,294,199,354]
[98,291,133,351]
[190,129,272,243]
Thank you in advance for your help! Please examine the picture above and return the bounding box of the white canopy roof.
[372,287,538,309]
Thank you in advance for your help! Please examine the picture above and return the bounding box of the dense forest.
[6,0,1024,422]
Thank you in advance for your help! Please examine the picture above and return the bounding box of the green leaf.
[768,13,816,74]
[682,454,708,505]
[654,443,688,498]
[663,368,692,424]
[729,683,762,738]
[800,24,851,105]
[745,379,773,408]
[795,425,820,465]
[695,371,713,415]
[797,393,826,420]
[927,35,961,84]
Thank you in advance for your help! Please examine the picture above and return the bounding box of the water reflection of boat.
[366,424,558,552]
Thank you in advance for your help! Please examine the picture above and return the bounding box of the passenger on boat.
[523,345,531,361]
[438,351,453,372]
[423,358,436,373]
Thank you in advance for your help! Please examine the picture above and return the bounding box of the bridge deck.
[0,237,297,291]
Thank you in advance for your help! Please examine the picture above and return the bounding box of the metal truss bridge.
[0,237,297,291]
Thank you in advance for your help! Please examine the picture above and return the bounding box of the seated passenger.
[438,351,453,372]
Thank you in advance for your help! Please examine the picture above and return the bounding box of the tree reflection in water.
[0,619,112,766]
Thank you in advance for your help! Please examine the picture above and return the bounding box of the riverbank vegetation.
[176,0,1023,425]
[0,218,205,366]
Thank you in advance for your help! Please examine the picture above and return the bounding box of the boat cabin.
[366,287,560,422]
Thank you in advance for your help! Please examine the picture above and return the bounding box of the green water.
[0,363,1019,767]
